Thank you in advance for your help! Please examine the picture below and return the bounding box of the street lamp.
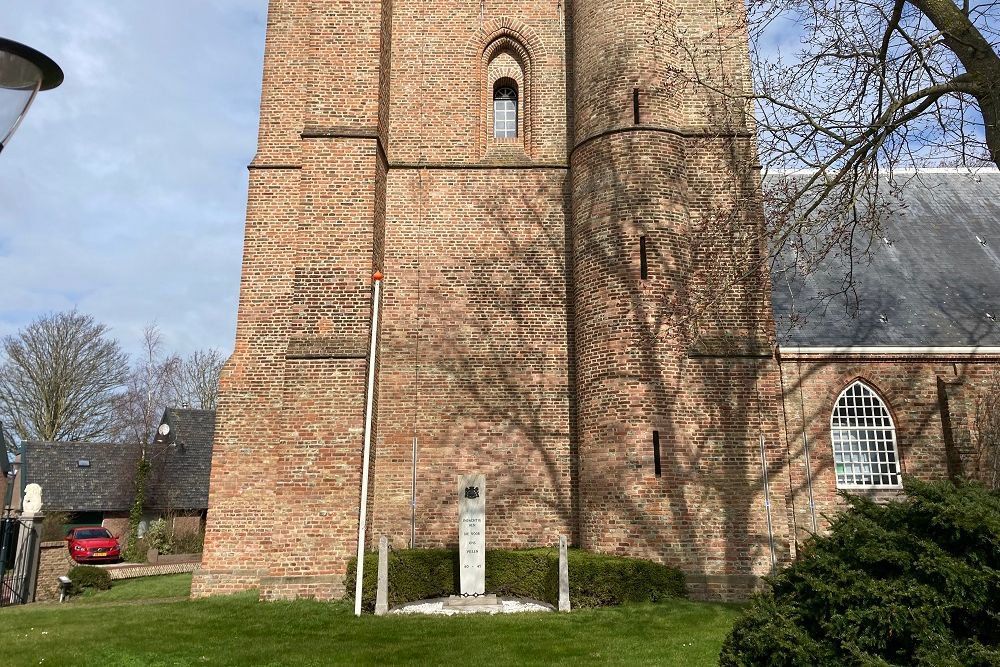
[0,37,63,155]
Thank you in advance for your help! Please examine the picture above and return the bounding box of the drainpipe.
[759,433,777,575]
[354,271,384,617]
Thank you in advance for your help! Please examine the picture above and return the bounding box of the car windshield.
[75,529,112,539]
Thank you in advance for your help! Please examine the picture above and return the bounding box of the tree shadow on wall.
[418,177,580,545]
[419,109,791,580]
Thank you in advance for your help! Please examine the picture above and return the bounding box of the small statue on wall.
[22,483,43,515]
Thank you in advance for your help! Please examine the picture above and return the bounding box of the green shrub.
[40,511,70,541]
[170,529,205,554]
[720,478,1000,666]
[68,565,112,595]
[566,549,686,607]
[346,547,685,612]
[145,518,172,555]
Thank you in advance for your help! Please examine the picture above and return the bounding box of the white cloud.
[0,1,267,359]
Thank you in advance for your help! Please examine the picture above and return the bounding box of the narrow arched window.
[830,381,901,488]
[493,81,517,139]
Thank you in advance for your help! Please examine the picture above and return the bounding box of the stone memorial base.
[443,594,503,612]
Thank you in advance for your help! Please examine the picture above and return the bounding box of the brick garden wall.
[35,541,73,603]
[102,514,130,542]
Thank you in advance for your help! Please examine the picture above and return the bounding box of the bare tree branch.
[659,0,1000,322]
[0,310,128,442]
[111,324,182,446]
[173,349,224,411]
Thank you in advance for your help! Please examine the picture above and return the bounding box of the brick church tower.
[193,0,793,601]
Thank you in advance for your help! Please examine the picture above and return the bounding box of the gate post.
[14,512,45,604]
[13,510,43,603]
[12,483,45,604]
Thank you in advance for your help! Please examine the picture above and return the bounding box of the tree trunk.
[907,0,1000,166]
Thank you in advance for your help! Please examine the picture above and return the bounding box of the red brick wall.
[171,515,203,537]
[102,515,130,544]
[370,168,574,550]
[197,0,797,602]
[195,0,390,600]
[569,0,790,597]
[778,354,999,545]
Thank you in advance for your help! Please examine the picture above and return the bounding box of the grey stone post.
[14,511,43,604]
[558,534,571,612]
[374,535,389,615]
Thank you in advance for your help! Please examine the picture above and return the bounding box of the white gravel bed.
[389,598,554,615]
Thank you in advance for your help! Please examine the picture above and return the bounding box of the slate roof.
[21,441,139,512]
[147,408,216,510]
[771,170,1000,347]
[22,408,216,512]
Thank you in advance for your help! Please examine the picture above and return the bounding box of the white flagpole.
[355,271,383,616]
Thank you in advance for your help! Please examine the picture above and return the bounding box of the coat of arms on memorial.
[464,486,480,499]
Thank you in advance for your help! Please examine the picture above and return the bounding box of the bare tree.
[112,325,182,446]
[113,328,224,559]
[172,349,224,410]
[0,310,128,443]
[660,0,1000,313]
[752,0,997,271]
[112,324,225,444]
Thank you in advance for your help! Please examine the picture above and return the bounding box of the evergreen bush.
[346,547,685,612]
[68,565,112,595]
[720,479,1000,666]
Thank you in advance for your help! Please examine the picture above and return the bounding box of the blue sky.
[0,2,268,358]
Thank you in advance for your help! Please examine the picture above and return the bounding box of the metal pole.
[797,361,819,533]
[759,434,778,574]
[410,436,417,549]
[801,433,819,533]
[354,272,383,617]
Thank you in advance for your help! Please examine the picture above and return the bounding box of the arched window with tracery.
[493,81,518,139]
[830,381,901,488]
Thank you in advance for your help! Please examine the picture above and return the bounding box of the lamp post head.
[0,37,63,154]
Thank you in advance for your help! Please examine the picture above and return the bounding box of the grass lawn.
[3,575,741,666]
[72,573,194,602]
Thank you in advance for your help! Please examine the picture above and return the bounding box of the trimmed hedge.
[68,565,112,595]
[346,547,685,612]
[720,479,1000,666]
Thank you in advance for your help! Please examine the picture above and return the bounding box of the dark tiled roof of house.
[22,407,215,513]
[21,441,140,512]
[147,408,215,510]
[771,171,1000,347]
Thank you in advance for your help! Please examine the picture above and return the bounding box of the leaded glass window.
[494,84,517,139]
[830,381,901,488]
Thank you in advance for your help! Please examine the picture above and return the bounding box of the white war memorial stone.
[458,473,486,596]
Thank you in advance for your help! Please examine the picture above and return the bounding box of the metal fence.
[0,512,37,606]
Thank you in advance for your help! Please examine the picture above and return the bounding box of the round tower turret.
[570,0,693,557]
[569,0,788,587]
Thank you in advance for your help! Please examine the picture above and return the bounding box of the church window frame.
[830,380,902,489]
[493,81,518,139]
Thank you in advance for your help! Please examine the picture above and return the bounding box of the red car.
[65,526,121,563]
